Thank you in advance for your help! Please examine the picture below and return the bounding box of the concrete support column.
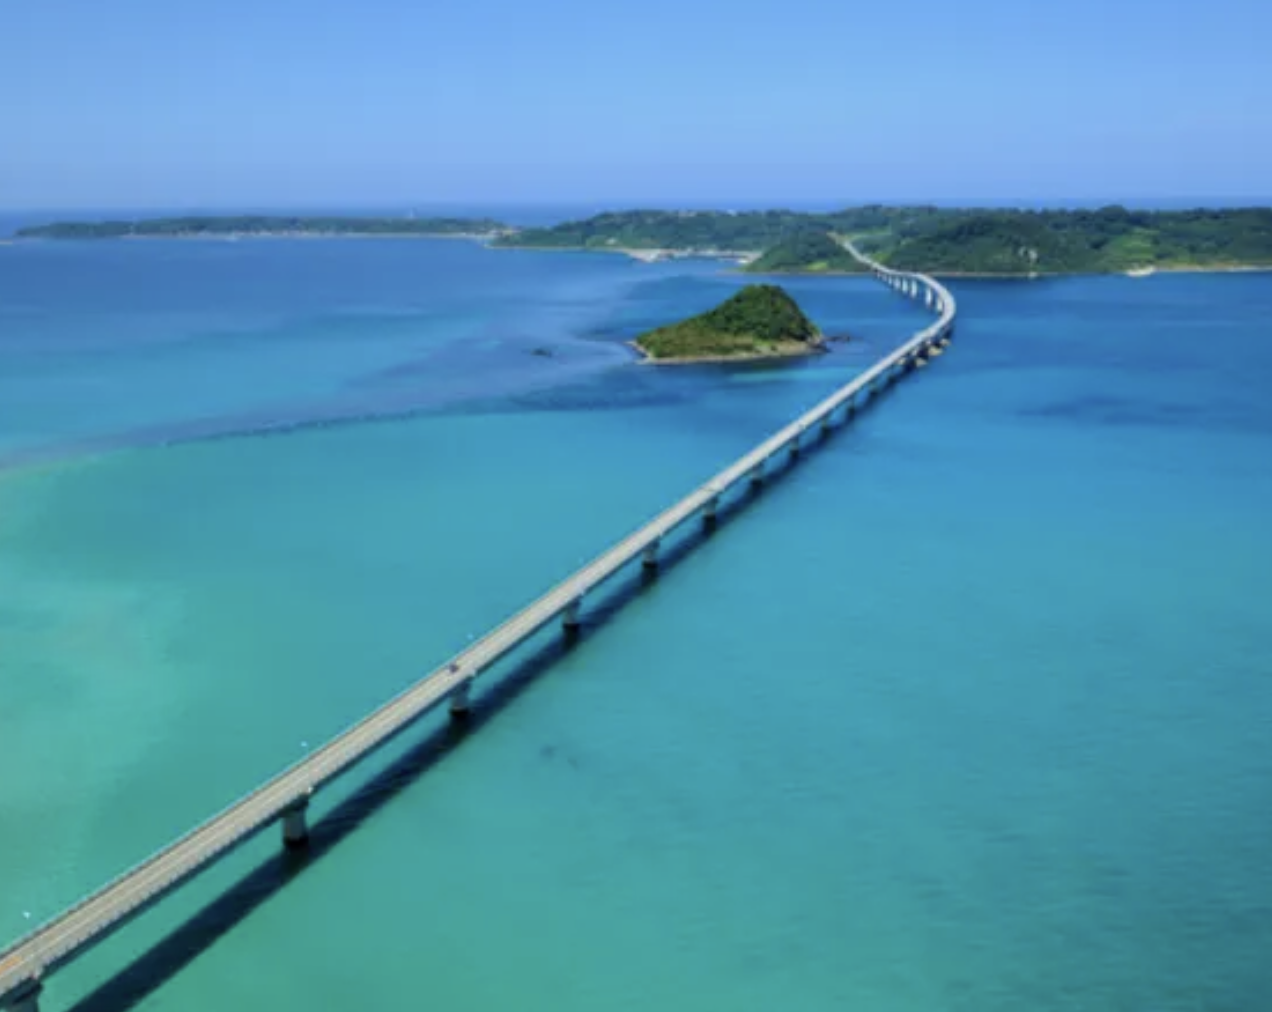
[820,413,832,435]
[4,983,43,1012]
[562,598,582,632]
[789,438,801,460]
[449,678,471,717]
[703,496,719,527]
[642,540,660,571]
[749,464,764,489]
[281,797,310,850]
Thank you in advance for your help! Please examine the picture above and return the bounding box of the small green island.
[15,215,510,240]
[634,284,824,363]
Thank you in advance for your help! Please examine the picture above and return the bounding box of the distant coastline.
[13,207,1272,278]
[489,206,1272,277]
[13,215,510,241]
[489,241,757,264]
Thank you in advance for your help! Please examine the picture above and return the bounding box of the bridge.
[0,243,955,1012]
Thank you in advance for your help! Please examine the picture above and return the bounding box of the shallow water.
[1,238,1270,1011]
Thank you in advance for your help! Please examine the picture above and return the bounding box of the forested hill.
[880,208,1272,274]
[492,208,944,252]
[17,216,509,239]
[745,231,867,273]
[494,206,1272,274]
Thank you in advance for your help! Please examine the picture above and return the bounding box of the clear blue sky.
[3,0,1269,209]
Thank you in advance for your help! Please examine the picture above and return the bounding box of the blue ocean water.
[1,233,1270,1012]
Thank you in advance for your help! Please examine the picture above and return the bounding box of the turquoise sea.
[1,227,1270,1012]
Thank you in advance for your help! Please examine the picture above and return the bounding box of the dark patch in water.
[1022,394,1214,429]
[537,742,580,769]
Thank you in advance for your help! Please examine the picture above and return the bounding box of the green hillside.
[745,231,865,273]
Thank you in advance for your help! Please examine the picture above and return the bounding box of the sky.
[2,0,1270,209]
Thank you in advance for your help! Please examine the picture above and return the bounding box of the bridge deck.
[0,245,955,1008]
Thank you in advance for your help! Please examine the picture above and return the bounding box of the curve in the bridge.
[0,243,955,1012]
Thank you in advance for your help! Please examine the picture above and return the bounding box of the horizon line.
[5,195,1272,216]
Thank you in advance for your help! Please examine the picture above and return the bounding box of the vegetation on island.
[16,216,509,239]
[634,284,823,362]
[493,206,1272,275]
[745,231,866,273]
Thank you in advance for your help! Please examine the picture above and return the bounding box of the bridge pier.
[789,438,801,460]
[281,797,310,850]
[749,463,764,489]
[820,413,832,436]
[642,540,660,571]
[449,678,471,717]
[3,982,42,1012]
[562,598,582,632]
[703,496,719,528]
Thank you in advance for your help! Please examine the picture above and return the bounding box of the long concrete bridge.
[0,243,955,1012]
